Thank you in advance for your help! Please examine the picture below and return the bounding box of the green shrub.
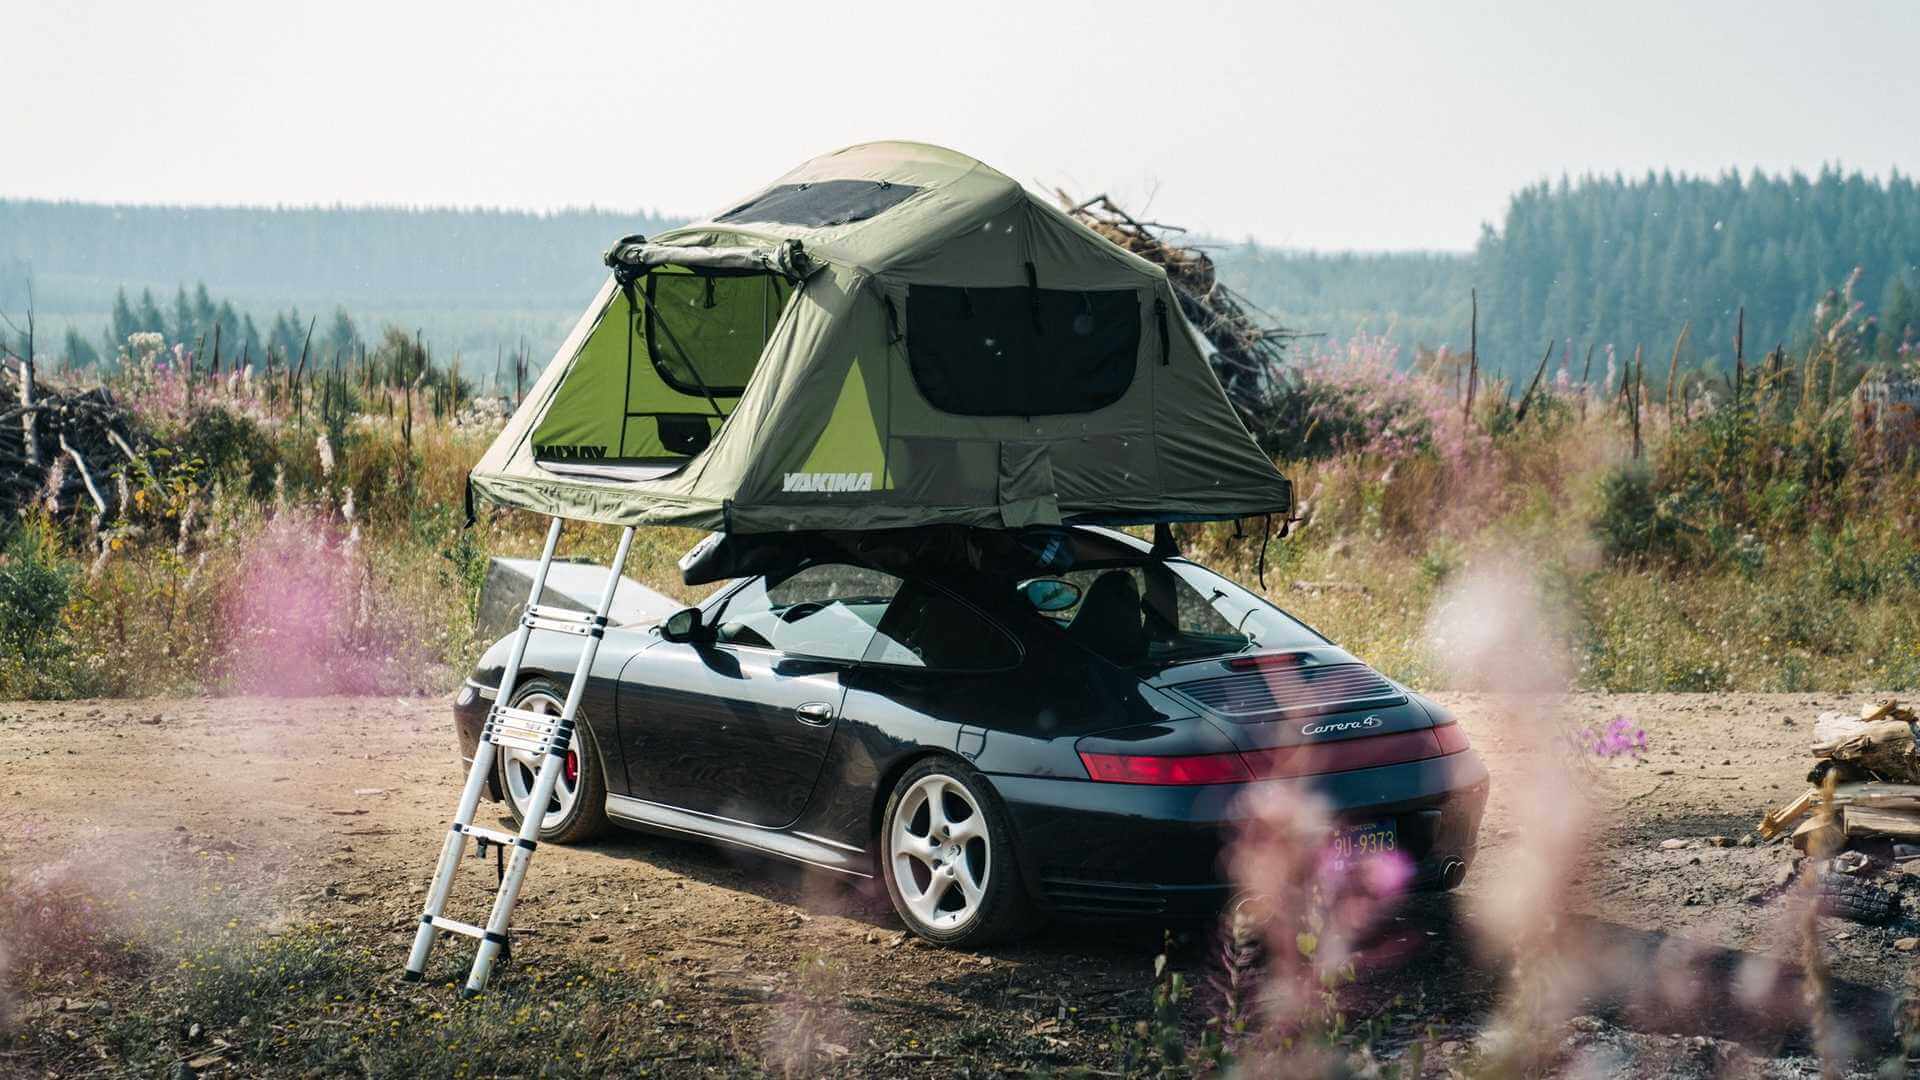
[1593,463,1693,562]
[0,520,85,697]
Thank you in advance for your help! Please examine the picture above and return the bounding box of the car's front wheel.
[496,679,609,844]
[880,758,1033,946]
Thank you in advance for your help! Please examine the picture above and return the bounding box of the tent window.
[643,270,789,398]
[905,285,1139,416]
[716,180,922,228]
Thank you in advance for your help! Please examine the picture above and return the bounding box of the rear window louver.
[1174,663,1405,721]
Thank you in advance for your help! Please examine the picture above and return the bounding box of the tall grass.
[3,317,1917,699]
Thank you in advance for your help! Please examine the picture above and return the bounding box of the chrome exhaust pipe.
[1438,857,1467,890]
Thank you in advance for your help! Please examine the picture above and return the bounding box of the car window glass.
[712,564,901,661]
[1029,560,1321,665]
[866,583,1019,670]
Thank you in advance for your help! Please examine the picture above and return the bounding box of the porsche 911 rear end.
[994,648,1488,919]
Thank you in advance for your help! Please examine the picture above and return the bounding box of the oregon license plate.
[1330,819,1397,867]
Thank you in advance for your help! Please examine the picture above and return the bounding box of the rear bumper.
[989,748,1489,919]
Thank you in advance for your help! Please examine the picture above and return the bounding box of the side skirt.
[604,794,872,879]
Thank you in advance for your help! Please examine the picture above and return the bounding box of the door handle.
[793,701,836,725]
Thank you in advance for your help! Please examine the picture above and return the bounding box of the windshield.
[1027,559,1324,666]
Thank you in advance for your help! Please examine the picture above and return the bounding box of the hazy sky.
[12,1,1920,251]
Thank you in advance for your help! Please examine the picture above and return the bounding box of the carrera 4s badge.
[1301,715,1385,736]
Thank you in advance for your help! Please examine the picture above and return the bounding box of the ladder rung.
[522,605,606,637]
[485,704,568,754]
[488,704,562,733]
[429,915,487,940]
[460,823,528,849]
[489,730,549,754]
[525,604,604,626]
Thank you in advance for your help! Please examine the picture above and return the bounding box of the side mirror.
[660,606,710,643]
[1020,577,1083,613]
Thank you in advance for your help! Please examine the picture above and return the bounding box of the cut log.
[1758,788,1816,840]
[1792,812,1844,855]
[1843,805,1920,840]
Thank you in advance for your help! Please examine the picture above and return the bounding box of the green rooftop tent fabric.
[470,141,1292,533]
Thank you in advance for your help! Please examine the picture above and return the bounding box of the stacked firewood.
[1060,193,1298,445]
[1,360,142,528]
[1758,698,1920,853]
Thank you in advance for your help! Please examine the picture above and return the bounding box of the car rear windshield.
[1028,560,1323,666]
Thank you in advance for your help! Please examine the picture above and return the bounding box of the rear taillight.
[1078,750,1253,785]
[1433,719,1471,755]
[1242,728,1446,778]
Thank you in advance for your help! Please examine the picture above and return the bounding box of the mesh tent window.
[905,284,1140,416]
[716,180,922,228]
[643,269,791,398]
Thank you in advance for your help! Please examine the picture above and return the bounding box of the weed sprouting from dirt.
[767,950,854,1077]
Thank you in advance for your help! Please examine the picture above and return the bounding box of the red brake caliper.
[563,749,579,784]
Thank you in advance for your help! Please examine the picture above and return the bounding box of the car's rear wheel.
[880,758,1032,946]
[496,680,609,844]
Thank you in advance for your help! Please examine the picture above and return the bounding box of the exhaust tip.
[1439,857,1467,890]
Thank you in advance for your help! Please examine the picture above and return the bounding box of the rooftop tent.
[470,141,1292,533]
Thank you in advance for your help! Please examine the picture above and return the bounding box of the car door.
[616,563,902,828]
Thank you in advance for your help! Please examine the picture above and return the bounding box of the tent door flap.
[997,441,1061,528]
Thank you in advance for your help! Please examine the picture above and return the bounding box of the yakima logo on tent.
[536,444,608,460]
[783,472,874,493]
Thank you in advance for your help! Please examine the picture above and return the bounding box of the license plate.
[1330,819,1397,868]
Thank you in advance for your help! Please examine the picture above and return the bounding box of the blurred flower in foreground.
[1575,714,1650,760]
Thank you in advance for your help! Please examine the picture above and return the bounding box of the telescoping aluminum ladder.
[403,518,634,995]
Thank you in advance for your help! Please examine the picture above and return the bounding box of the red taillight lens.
[1078,750,1254,785]
[1433,721,1471,755]
[1242,728,1446,778]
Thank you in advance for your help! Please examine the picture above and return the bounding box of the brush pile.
[1060,193,1299,447]
[1,361,143,528]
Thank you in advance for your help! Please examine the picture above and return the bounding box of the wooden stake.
[1632,345,1645,459]
[1578,342,1595,420]
[1665,320,1689,424]
[293,316,316,424]
[1516,339,1554,424]
[1464,288,1478,425]
[1733,306,1745,405]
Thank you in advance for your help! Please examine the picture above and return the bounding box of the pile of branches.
[1060,192,1300,448]
[2,361,143,530]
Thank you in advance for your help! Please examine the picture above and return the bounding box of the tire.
[879,757,1034,947]
[1818,872,1899,925]
[495,679,610,844]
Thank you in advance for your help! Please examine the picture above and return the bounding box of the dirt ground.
[4,691,1915,1076]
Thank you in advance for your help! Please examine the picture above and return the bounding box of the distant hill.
[7,166,1919,378]
[0,200,680,363]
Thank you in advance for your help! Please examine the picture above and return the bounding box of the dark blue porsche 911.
[452,525,1488,946]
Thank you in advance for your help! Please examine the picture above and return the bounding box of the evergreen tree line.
[1224,166,1920,378]
[86,282,365,376]
[1476,165,1920,377]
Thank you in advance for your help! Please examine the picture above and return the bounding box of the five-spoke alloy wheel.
[880,759,1032,946]
[497,679,609,844]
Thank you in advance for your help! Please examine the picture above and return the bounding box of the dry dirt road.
[3,692,1913,1076]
